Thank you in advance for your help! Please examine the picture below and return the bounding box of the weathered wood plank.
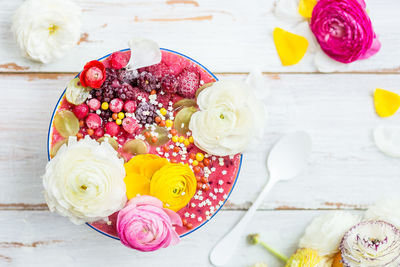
[1,73,399,210]
[0,0,399,73]
[0,210,364,266]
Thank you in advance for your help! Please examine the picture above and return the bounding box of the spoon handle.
[209,178,277,266]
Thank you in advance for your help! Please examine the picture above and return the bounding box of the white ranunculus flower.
[43,136,127,225]
[299,211,361,256]
[12,0,81,64]
[189,80,266,156]
[364,198,400,228]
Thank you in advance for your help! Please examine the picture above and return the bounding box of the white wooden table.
[1,1,399,266]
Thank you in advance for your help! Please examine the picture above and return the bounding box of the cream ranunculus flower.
[189,80,266,156]
[43,136,127,225]
[12,0,81,64]
[299,211,361,256]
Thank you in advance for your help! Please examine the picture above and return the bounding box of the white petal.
[364,198,400,228]
[246,69,269,100]
[299,211,361,255]
[314,50,349,73]
[126,38,161,70]
[273,0,304,24]
[373,125,400,158]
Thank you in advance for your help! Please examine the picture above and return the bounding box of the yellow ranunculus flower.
[150,163,197,211]
[285,248,321,267]
[124,154,196,211]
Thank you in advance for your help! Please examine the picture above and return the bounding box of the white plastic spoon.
[209,132,312,266]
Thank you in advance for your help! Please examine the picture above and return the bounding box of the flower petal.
[126,38,162,70]
[273,27,309,66]
[373,125,400,158]
[373,89,400,117]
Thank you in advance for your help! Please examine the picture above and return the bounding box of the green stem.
[259,241,288,263]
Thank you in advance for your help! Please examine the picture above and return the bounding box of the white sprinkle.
[218,180,224,185]
[211,167,216,172]
[194,195,199,200]
[185,212,190,217]
[191,214,195,219]
[222,170,227,175]
[200,80,204,85]
[172,152,177,157]
[189,159,193,163]
[199,196,203,201]
[206,215,211,220]
[197,190,202,196]
[219,200,224,205]
[219,188,224,193]
[214,188,218,194]
[96,110,101,115]
[223,194,228,199]
[212,156,216,160]
[156,147,160,152]
[164,153,170,158]
[229,155,234,159]
[191,203,196,208]
[205,211,210,216]
[210,206,215,212]
[198,217,202,222]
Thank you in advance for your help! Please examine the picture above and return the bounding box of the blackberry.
[118,69,138,85]
[115,83,136,100]
[161,74,178,94]
[100,110,112,122]
[138,71,158,93]
[135,102,157,125]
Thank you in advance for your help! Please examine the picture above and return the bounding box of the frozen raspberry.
[86,113,102,129]
[177,67,200,98]
[143,63,170,80]
[122,117,139,134]
[169,63,184,76]
[124,100,137,113]
[138,71,158,93]
[132,87,149,102]
[73,104,89,120]
[87,98,101,111]
[110,51,128,70]
[156,93,172,108]
[105,121,120,136]
[161,74,178,94]
[94,127,104,138]
[109,98,124,113]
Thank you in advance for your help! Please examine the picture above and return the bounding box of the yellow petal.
[374,88,400,117]
[150,163,196,211]
[273,28,309,66]
[124,172,150,200]
[298,0,317,18]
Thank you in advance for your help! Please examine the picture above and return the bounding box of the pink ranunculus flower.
[310,0,381,63]
[117,195,182,252]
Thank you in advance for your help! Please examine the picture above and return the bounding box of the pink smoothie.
[49,49,241,237]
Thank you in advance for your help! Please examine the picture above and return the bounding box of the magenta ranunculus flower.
[310,0,381,63]
[117,195,182,252]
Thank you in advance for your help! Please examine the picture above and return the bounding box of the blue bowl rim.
[46,48,243,240]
